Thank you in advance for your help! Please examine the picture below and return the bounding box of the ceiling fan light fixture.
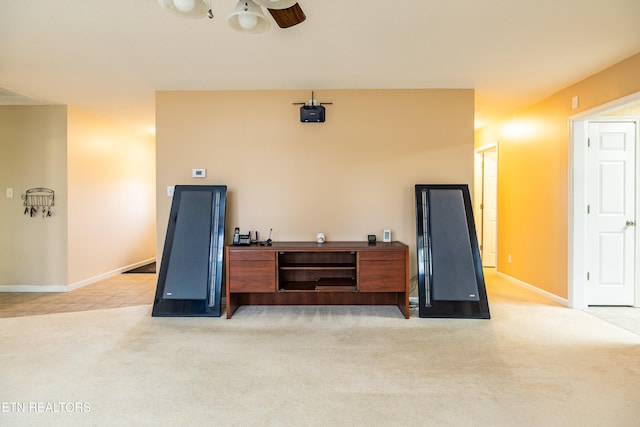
[227,0,271,34]
[159,0,211,19]
[253,0,298,10]
[268,3,305,28]
[173,0,195,12]
[238,13,258,30]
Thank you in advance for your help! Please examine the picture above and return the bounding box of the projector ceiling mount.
[293,91,333,123]
[292,91,332,107]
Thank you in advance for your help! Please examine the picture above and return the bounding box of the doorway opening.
[474,143,498,268]
[569,92,640,309]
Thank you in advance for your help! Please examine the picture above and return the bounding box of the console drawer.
[228,260,276,292]
[359,251,405,261]
[229,250,274,261]
[359,262,406,292]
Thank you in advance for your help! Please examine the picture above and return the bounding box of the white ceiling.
[1,0,640,134]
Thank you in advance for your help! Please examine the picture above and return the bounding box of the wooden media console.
[225,241,409,318]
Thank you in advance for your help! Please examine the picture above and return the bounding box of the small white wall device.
[383,230,391,242]
[192,168,206,178]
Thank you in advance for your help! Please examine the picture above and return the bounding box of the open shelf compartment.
[278,251,357,292]
[279,278,357,292]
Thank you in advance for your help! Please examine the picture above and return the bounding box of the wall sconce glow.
[502,120,537,139]
[474,118,487,130]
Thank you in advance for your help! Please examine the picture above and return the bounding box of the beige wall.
[67,107,156,286]
[0,106,69,289]
[475,52,640,299]
[0,105,156,291]
[156,89,475,288]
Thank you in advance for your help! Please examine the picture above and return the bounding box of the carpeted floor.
[0,271,639,426]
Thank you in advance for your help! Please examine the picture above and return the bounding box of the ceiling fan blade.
[268,3,306,28]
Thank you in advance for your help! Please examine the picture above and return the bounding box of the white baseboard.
[0,258,156,293]
[496,271,569,307]
[68,258,156,291]
[0,284,69,293]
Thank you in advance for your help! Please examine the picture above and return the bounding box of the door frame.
[474,142,499,269]
[569,91,640,309]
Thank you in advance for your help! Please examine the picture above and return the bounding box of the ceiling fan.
[159,0,306,34]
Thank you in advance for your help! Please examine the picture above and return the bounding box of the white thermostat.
[383,229,391,242]
[192,168,206,178]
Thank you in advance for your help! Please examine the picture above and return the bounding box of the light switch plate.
[571,96,579,109]
[6,187,13,198]
[167,186,175,197]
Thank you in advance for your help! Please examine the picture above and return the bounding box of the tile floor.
[584,306,640,336]
[0,273,156,318]
[0,271,639,338]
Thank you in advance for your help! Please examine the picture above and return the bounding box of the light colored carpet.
[1,273,639,427]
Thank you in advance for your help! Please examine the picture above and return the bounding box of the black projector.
[300,105,325,122]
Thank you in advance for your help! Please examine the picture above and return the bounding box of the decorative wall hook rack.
[22,188,55,218]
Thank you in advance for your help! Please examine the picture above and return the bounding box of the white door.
[586,121,637,306]
[482,149,498,267]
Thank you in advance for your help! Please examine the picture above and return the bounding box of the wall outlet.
[167,186,175,197]
[508,254,512,264]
